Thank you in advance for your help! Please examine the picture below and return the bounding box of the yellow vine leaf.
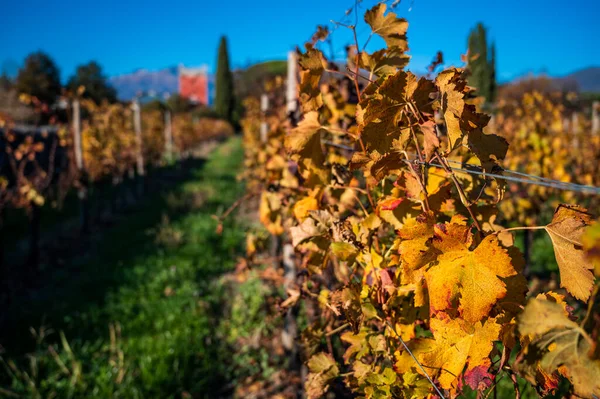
[400,370,432,399]
[342,329,378,363]
[359,48,410,77]
[369,152,405,182]
[397,214,436,306]
[518,298,600,398]
[289,210,331,247]
[305,352,340,399]
[357,70,435,157]
[426,219,517,323]
[357,96,410,155]
[285,111,324,164]
[364,3,409,51]
[435,69,466,150]
[467,129,508,173]
[285,111,330,185]
[544,205,595,301]
[435,69,495,161]
[395,316,501,390]
[246,233,257,257]
[330,242,358,262]
[298,47,326,112]
[582,221,600,277]
[310,25,329,44]
[398,214,436,273]
[259,191,284,235]
[420,120,439,161]
[293,196,319,222]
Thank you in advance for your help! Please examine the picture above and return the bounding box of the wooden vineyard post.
[132,99,145,197]
[286,50,298,124]
[164,109,174,162]
[282,49,300,375]
[572,112,580,148]
[72,99,84,171]
[563,117,570,133]
[72,99,89,232]
[260,94,269,144]
[593,101,599,135]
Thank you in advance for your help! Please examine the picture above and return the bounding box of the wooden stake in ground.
[72,99,84,171]
[286,51,298,123]
[283,48,300,374]
[72,99,89,232]
[132,99,145,176]
[593,101,599,135]
[164,109,173,161]
[260,94,269,143]
[132,99,145,196]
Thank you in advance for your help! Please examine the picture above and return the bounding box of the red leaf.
[380,198,403,210]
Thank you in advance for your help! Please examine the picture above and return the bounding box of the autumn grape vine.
[240,3,600,398]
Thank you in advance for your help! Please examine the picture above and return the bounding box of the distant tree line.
[6,52,117,107]
[1,35,322,129]
[0,36,291,130]
[3,38,242,128]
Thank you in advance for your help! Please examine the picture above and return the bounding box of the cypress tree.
[467,23,496,104]
[214,36,235,122]
[489,42,497,103]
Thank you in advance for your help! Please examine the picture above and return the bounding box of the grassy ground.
[0,137,280,398]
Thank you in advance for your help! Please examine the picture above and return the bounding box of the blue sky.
[1,0,598,82]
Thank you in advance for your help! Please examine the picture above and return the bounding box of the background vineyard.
[0,99,235,321]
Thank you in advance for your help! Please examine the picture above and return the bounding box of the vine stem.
[495,226,546,233]
[404,115,431,213]
[384,319,446,399]
[351,26,362,104]
[214,192,255,225]
[325,68,350,79]
[434,153,483,232]
[408,121,425,164]
[483,374,505,399]
[325,322,350,337]
[345,67,374,83]
[348,26,376,211]
[331,185,368,195]
[509,371,521,399]
[402,154,430,213]
[581,284,599,328]
[352,190,370,215]
[337,18,379,213]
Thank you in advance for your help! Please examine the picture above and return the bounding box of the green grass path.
[0,137,256,398]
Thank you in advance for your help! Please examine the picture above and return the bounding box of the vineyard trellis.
[321,140,600,195]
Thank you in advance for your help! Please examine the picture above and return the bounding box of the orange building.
[178,66,209,105]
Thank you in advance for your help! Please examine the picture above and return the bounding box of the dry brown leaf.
[544,205,595,301]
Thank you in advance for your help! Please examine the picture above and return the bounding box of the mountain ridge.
[108,65,600,101]
[557,66,600,93]
[109,66,179,100]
